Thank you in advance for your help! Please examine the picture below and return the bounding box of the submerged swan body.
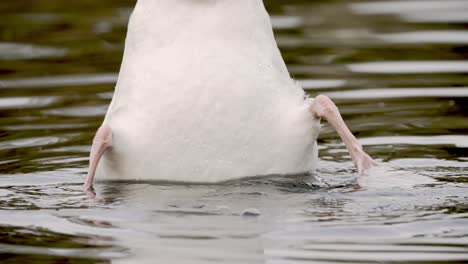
[85,0,374,190]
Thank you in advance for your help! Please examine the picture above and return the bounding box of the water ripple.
[0,0,467,263]
[403,10,468,23]
[271,16,304,29]
[0,136,74,151]
[0,96,58,109]
[360,135,468,148]
[300,79,347,90]
[0,42,67,61]
[326,87,468,99]
[377,30,468,44]
[349,61,468,74]
[43,105,109,117]
[0,73,118,89]
[351,0,468,15]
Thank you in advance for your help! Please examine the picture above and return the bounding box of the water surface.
[0,0,467,263]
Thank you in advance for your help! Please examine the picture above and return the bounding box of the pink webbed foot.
[309,95,376,175]
[353,149,377,175]
[84,124,113,196]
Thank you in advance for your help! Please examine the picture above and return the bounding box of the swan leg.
[84,124,113,195]
[309,95,376,174]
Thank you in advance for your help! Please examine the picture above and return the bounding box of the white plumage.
[95,0,320,182]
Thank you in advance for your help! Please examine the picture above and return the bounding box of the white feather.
[96,0,320,182]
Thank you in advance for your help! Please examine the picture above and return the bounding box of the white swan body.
[95,0,320,183]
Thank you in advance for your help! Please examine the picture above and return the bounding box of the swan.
[84,0,375,192]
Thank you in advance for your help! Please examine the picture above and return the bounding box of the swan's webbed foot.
[309,95,376,175]
[84,124,113,196]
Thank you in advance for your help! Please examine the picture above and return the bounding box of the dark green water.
[0,0,467,263]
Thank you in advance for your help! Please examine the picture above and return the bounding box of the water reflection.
[0,74,118,89]
[0,42,67,60]
[377,30,468,44]
[325,87,468,99]
[0,96,58,109]
[351,0,468,15]
[0,0,467,263]
[349,61,468,74]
